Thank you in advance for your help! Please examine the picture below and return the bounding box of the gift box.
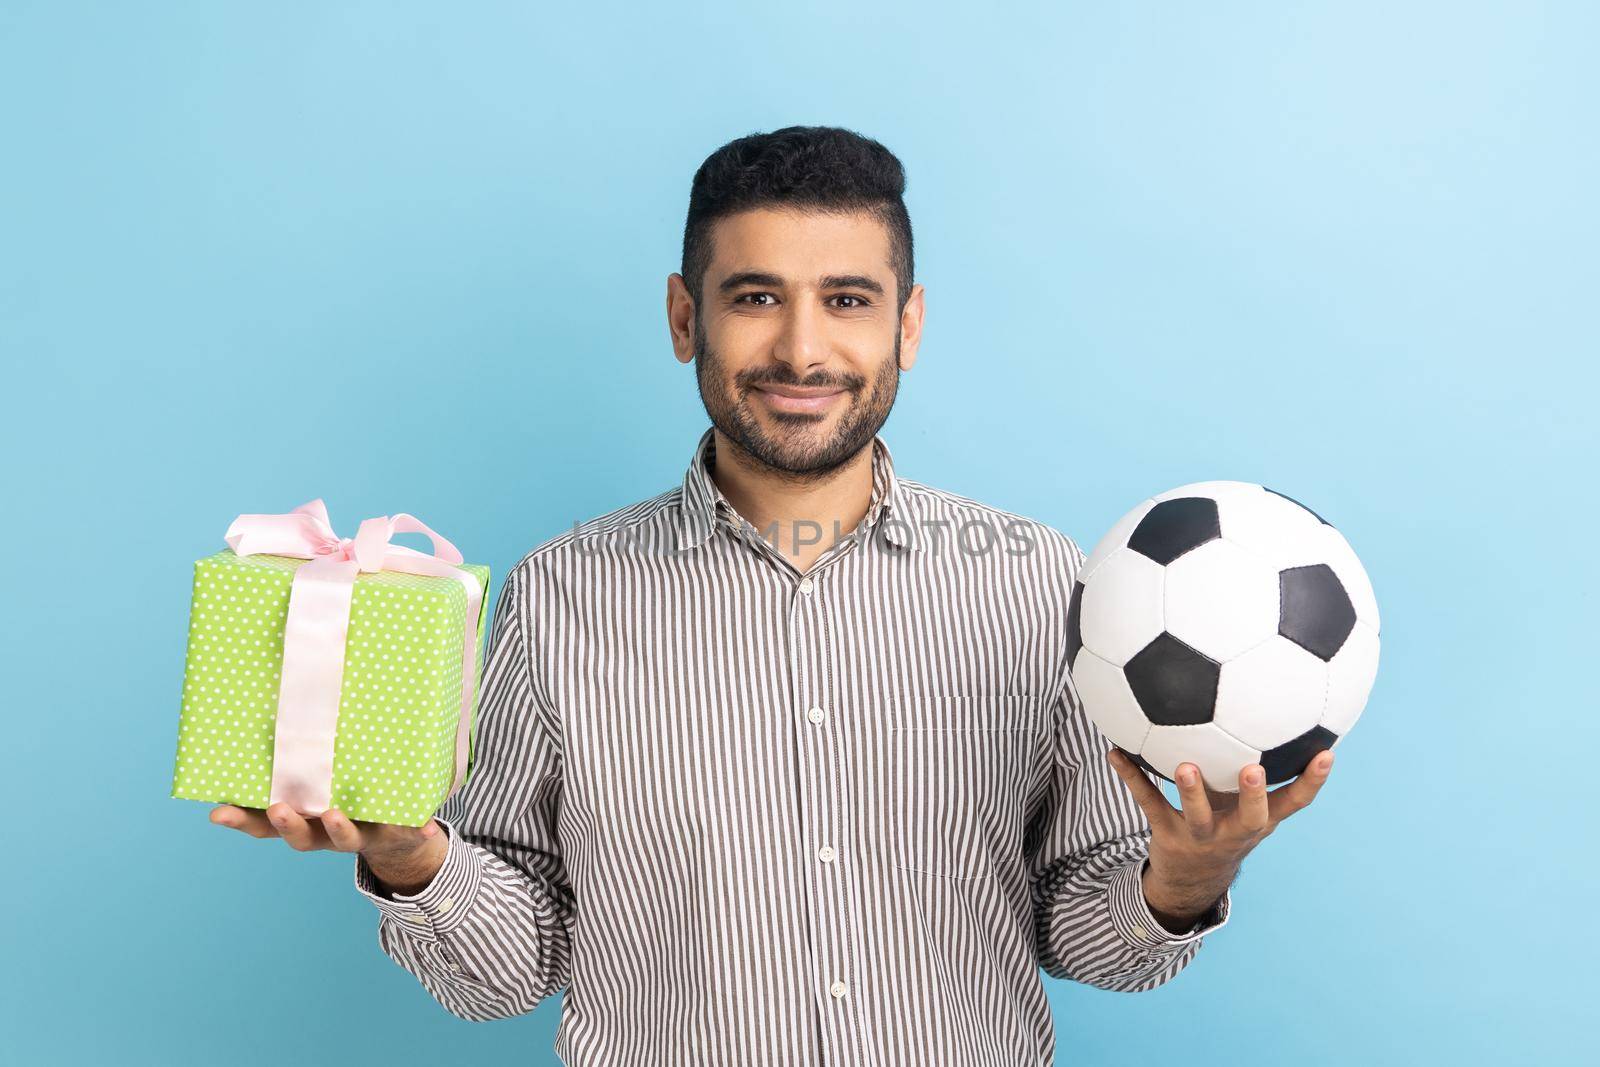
[171,500,490,827]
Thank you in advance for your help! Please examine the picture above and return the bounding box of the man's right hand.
[210,802,449,897]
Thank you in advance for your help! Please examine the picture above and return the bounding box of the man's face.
[683,207,915,477]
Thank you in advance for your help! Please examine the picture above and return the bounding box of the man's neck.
[708,428,875,574]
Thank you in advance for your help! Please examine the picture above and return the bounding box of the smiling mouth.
[751,384,847,415]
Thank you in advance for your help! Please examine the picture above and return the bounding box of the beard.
[692,317,901,480]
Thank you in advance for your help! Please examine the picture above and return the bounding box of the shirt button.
[447,961,461,972]
[806,706,825,724]
[403,913,427,925]
[438,896,454,914]
[817,845,836,863]
[798,577,814,595]
[829,981,847,999]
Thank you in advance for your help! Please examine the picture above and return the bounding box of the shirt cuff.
[1107,856,1231,952]
[352,816,484,941]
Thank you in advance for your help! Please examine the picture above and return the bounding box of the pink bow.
[224,499,485,819]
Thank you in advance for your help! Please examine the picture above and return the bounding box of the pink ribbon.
[223,499,485,820]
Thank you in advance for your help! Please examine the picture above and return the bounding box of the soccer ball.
[1067,481,1380,792]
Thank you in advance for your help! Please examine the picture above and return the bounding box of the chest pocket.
[883,694,1042,880]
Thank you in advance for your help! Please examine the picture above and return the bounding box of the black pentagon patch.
[1123,633,1220,726]
[1279,563,1357,661]
[1260,724,1338,786]
[1066,580,1085,669]
[1264,486,1328,525]
[1128,497,1221,565]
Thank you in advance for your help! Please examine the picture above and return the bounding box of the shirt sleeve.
[352,561,575,1021]
[1026,537,1231,992]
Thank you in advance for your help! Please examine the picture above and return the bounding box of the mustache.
[737,369,865,391]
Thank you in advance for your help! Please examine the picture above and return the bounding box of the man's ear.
[667,273,697,365]
[897,282,926,372]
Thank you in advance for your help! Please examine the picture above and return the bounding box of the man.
[212,125,1334,1065]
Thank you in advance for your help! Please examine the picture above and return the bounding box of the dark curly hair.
[681,125,914,315]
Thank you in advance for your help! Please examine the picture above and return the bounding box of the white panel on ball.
[1078,547,1166,667]
[1079,497,1157,584]
[1315,524,1380,632]
[1164,539,1281,662]
[1212,636,1329,750]
[1141,723,1261,793]
[1068,649,1153,753]
[1323,621,1380,736]
[1217,487,1326,570]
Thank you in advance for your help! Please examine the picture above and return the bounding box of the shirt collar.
[676,426,915,554]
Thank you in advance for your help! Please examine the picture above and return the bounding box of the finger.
[211,805,280,839]
[1267,749,1335,826]
[1106,748,1178,829]
[1236,763,1270,834]
[1173,763,1215,838]
[266,803,328,851]
[319,808,367,853]
[350,814,442,844]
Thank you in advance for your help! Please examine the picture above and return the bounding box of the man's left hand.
[1106,746,1335,933]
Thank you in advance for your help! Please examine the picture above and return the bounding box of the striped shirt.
[354,426,1230,1065]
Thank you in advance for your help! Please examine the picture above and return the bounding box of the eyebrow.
[718,270,885,297]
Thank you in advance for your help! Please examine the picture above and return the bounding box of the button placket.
[791,581,830,1025]
[789,571,851,1045]
[789,571,866,1047]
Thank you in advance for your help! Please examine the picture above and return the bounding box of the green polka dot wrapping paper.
[171,548,491,828]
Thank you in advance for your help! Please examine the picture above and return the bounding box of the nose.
[772,296,828,377]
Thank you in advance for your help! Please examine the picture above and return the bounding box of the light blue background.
[4,2,1593,1063]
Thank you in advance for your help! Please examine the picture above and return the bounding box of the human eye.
[735,292,777,307]
[830,294,872,310]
